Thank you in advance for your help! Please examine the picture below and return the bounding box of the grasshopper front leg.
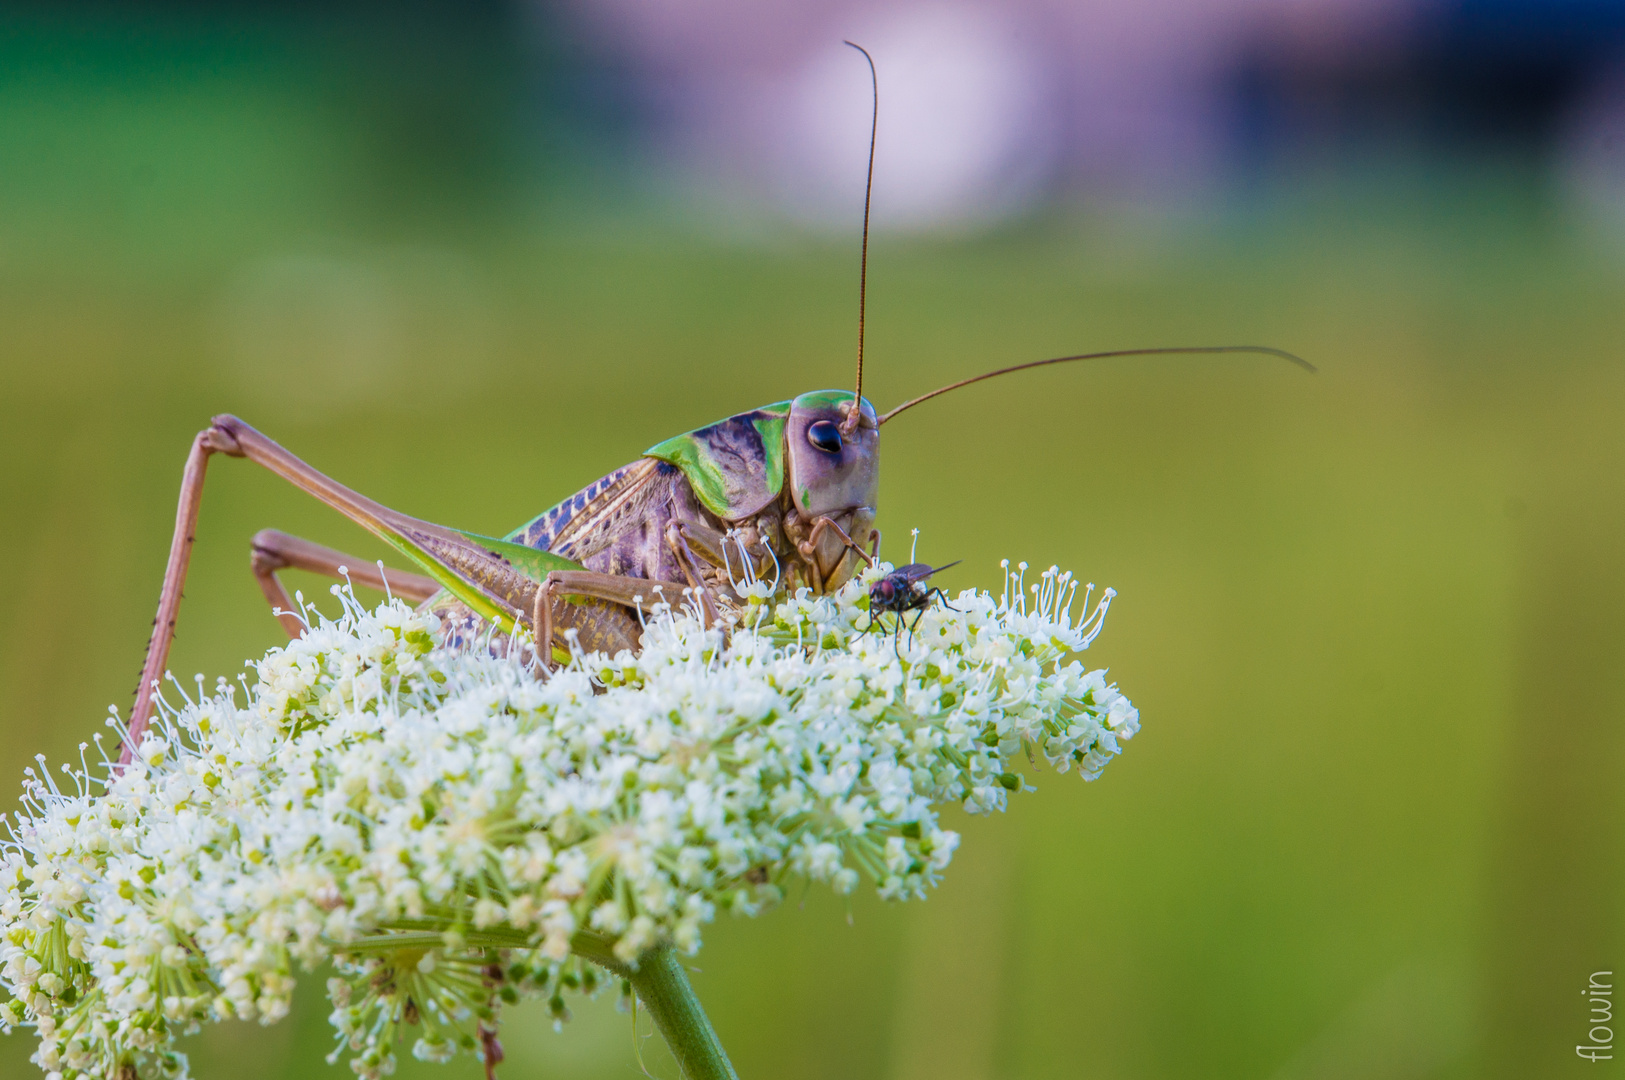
[666,523,723,628]
[786,514,876,593]
[800,515,875,570]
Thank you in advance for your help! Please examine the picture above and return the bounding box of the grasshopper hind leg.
[129,415,572,762]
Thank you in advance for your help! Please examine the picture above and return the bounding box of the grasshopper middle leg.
[251,529,440,639]
[532,570,690,670]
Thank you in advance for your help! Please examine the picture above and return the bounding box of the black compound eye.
[806,420,844,454]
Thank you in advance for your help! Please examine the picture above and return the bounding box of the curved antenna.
[878,345,1315,425]
[842,40,878,436]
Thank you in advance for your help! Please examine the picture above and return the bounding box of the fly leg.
[251,529,440,638]
[901,605,932,655]
[883,599,931,659]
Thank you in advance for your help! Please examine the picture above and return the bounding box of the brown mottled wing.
[508,460,652,553]
[513,459,660,559]
[432,456,718,650]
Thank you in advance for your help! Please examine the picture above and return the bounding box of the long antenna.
[843,40,878,436]
[878,345,1315,425]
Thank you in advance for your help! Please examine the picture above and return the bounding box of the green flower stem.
[336,928,739,1078]
[572,933,740,1080]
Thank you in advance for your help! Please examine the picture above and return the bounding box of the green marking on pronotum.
[645,401,791,521]
[752,412,788,496]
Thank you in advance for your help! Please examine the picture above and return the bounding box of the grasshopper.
[123,45,1310,763]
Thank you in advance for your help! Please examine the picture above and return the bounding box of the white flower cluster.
[0,561,1137,1080]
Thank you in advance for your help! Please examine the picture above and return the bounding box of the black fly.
[863,561,960,654]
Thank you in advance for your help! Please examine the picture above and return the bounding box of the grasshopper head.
[788,390,879,588]
[788,390,879,518]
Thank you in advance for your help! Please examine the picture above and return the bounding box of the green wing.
[379,527,585,634]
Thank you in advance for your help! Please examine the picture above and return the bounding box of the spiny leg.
[130,425,240,762]
[252,528,440,639]
[673,520,775,586]
[798,514,877,593]
[130,415,582,763]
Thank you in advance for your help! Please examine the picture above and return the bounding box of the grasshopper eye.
[806,420,844,454]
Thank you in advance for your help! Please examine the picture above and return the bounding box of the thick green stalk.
[572,933,739,1080]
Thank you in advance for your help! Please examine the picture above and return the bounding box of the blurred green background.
[1,5,1622,1079]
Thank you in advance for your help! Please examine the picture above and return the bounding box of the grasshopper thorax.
[641,389,878,596]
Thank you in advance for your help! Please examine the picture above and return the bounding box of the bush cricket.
[123,43,1311,762]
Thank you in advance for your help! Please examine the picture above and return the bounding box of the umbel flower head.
[0,559,1137,1080]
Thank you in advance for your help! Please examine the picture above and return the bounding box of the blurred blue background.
[1,1,1623,1077]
